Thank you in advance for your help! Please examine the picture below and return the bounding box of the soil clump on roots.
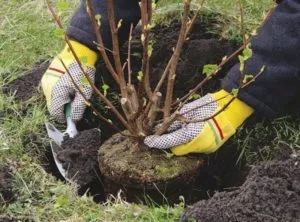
[182,151,300,222]
[96,17,238,204]
[99,133,205,204]
[0,165,14,204]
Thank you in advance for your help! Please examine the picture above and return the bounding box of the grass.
[1,0,298,221]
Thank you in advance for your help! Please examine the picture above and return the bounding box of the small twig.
[172,45,245,107]
[174,97,235,124]
[93,41,114,54]
[86,0,119,84]
[153,0,205,95]
[238,0,247,46]
[241,66,265,89]
[155,95,233,135]
[127,24,134,85]
[163,0,191,118]
[185,0,205,37]
[139,0,154,100]
[107,0,127,96]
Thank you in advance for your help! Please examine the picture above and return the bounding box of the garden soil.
[0,165,14,204]
[182,152,300,222]
[4,60,50,101]
[52,129,102,187]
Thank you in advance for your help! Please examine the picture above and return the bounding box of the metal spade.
[45,103,78,182]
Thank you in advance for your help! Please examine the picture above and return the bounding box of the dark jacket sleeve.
[222,0,300,118]
[67,0,141,51]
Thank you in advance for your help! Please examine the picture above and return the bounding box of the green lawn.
[2,0,299,221]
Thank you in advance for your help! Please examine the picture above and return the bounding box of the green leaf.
[202,64,219,77]
[242,74,254,84]
[137,71,143,81]
[260,65,266,73]
[162,150,174,159]
[95,14,102,26]
[56,1,69,11]
[102,84,110,97]
[79,56,88,64]
[242,47,252,60]
[80,76,90,87]
[117,19,123,29]
[52,28,64,38]
[147,44,153,57]
[238,55,245,72]
[192,93,201,100]
[231,88,239,97]
[152,2,157,10]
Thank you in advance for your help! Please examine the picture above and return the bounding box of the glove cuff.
[60,40,98,67]
[210,90,254,129]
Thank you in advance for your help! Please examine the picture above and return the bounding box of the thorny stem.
[127,24,134,85]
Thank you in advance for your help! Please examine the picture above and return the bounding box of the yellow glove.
[144,90,254,155]
[41,41,97,122]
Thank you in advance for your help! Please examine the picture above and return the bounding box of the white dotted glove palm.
[41,41,97,123]
[144,90,254,155]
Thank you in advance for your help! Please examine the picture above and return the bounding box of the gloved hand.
[144,90,254,155]
[41,41,97,122]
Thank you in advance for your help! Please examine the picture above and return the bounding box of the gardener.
[41,0,300,155]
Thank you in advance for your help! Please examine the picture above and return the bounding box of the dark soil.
[0,165,15,204]
[3,60,50,101]
[98,18,237,99]
[182,152,300,222]
[53,129,102,188]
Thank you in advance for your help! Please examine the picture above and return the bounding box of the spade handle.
[65,103,78,138]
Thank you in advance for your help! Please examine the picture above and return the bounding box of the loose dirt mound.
[0,165,14,204]
[182,152,300,222]
[53,129,102,187]
[4,60,50,101]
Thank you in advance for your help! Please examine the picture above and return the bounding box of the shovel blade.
[50,140,68,179]
[45,123,64,146]
[46,123,72,182]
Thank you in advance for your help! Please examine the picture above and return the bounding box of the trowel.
[45,103,78,182]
